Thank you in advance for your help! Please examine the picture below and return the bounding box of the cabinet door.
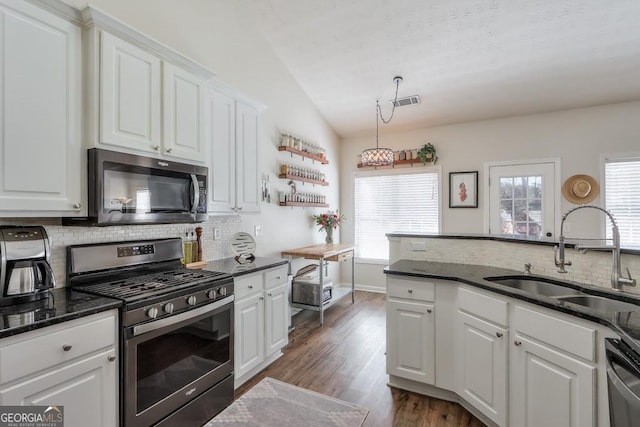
[386,298,435,384]
[0,349,117,427]
[235,100,260,213]
[455,311,508,426]
[163,62,205,162]
[510,333,595,427]
[100,31,161,153]
[0,1,82,214]
[265,283,289,356]
[208,89,236,213]
[235,294,265,379]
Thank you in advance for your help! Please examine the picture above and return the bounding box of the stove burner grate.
[82,269,228,302]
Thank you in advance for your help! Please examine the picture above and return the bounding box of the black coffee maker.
[0,226,56,306]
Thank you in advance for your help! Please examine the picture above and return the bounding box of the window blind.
[354,171,439,260]
[605,158,640,249]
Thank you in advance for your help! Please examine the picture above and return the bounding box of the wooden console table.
[281,243,355,325]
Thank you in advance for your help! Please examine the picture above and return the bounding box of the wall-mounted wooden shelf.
[357,158,433,168]
[278,146,329,164]
[278,173,328,186]
[279,202,329,208]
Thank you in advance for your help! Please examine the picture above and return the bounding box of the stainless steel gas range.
[67,238,234,427]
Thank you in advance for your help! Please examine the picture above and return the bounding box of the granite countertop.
[385,259,640,353]
[0,257,288,340]
[204,257,289,276]
[0,288,122,339]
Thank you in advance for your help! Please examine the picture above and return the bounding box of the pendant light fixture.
[361,76,403,167]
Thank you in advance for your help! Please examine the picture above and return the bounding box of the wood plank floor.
[236,291,486,427]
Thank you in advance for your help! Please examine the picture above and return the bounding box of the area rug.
[205,377,369,427]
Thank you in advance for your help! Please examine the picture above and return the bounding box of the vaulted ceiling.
[239,0,640,137]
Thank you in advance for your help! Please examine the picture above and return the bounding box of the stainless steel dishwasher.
[606,338,640,427]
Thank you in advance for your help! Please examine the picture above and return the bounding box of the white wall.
[340,101,640,289]
[10,0,342,283]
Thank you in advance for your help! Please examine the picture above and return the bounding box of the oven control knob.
[147,307,159,319]
[207,290,217,300]
[163,303,175,314]
[187,295,197,306]
[219,287,227,297]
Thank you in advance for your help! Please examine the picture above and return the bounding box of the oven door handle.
[132,295,234,336]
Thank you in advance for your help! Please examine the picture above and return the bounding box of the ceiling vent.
[391,95,421,107]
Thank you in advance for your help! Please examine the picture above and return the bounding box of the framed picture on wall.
[449,171,478,208]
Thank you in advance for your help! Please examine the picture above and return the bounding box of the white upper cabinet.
[163,62,206,162]
[84,6,212,164]
[208,84,264,214]
[99,31,162,153]
[0,0,83,215]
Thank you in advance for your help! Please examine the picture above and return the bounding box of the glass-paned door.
[489,163,556,238]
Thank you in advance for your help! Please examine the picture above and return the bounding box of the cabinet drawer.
[387,277,434,302]
[513,305,596,361]
[234,273,264,299]
[0,311,116,384]
[264,266,288,290]
[326,250,353,263]
[458,287,508,326]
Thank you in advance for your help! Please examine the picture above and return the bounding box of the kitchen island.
[281,243,355,325]
[384,259,640,427]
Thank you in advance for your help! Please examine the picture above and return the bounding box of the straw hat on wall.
[562,174,600,204]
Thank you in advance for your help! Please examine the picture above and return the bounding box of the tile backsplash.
[0,217,241,287]
[395,237,640,295]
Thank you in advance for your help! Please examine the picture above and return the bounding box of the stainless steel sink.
[484,276,583,297]
[555,295,640,313]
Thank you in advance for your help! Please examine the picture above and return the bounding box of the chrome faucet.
[554,205,636,291]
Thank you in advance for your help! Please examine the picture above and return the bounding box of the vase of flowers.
[312,210,345,245]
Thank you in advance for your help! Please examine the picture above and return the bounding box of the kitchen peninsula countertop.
[0,288,121,339]
[204,257,289,276]
[385,259,640,353]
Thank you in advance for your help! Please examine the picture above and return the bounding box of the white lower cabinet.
[265,283,289,355]
[455,311,508,426]
[0,310,118,427]
[510,304,599,427]
[510,333,595,427]
[387,276,615,427]
[386,277,435,384]
[234,265,289,387]
[235,292,265,378]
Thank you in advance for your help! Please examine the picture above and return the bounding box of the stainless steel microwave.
[64,148,207,226]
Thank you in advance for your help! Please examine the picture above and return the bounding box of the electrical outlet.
[254,225,263,237]
[411,241,427,251]
[213,228,221,240]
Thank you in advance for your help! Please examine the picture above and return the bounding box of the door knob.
[62,345,72,351]
[514,340,522,347]
[108,355,116,362]
[166,148,173,153]
[73,202,81,209]
[496,332,503,338]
